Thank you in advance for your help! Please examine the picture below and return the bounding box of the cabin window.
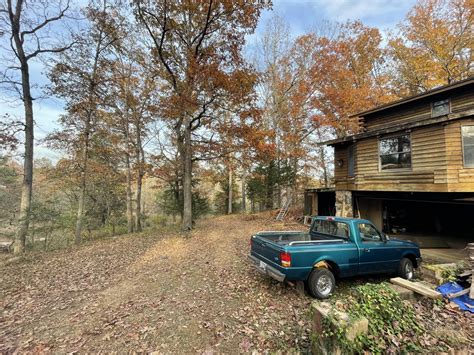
[379,134,411,170]
[462,126,474,168]
[431,99,450,117]
[348,145,355,176]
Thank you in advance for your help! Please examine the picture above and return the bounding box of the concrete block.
[421,263,457,285]
[311,301,368,354]
[389,284,417,301]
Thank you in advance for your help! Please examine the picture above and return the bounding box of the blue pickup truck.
[249,216,422,299]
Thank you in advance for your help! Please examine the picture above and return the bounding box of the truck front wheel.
[398,258,414,280]
[308,268,335,299]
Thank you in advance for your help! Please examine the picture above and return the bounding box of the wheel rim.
[316,275,333,296]
[405,262,413,280]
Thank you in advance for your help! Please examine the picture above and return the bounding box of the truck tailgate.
[251,235,283,268]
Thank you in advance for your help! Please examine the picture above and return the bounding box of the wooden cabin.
[321,77,474,246]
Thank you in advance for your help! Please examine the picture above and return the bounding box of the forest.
[0,0,472,255]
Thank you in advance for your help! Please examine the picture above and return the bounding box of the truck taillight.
[280,252,291,267]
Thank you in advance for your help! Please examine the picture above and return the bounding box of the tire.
[398,258,414,280]
[307,268,335,299]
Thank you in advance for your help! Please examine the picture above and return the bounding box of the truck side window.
[358,223,381,242]
[312,220,350,239]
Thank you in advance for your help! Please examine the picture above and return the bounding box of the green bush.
[322,282,423,354]
[149,214,168,227]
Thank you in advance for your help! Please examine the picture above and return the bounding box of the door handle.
[363,248,370,253]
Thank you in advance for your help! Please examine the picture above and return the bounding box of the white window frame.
[378,133,412,172]
[462,125,474,168]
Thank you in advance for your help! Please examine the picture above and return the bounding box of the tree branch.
[136,1,178,90]
[193,0,213,57]
[20,0,70,42]
[26,41,75,60]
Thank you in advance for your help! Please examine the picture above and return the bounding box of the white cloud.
[310,0,415,27]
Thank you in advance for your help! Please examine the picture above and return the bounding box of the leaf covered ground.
[1,215,312,353]
[1,214,472,353]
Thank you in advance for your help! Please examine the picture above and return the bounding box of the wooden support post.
[468,243,474,300]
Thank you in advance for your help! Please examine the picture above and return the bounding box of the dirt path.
[0,215,311,353]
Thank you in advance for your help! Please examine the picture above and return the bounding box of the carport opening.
[318,191,336,216]
[382,200,474,249]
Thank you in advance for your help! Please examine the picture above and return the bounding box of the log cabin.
[309,77,474,247]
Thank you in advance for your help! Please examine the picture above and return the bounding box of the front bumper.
[248,255,286,282]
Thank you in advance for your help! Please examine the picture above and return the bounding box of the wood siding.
[444,118,474,192]
[362,87,474,132]
[334,118,474,192]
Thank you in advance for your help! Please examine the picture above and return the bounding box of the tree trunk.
[74,118,91,245]
[319,146,329,188]
[15,71,33,253]
[266,164,273,210]
[135,172,143,232]
[174,175,182,220]
[182,126,193,231]
[241,173,246,213]
[227,165,233,214]
[124,119,134,234]
[74,24,103,244]
[291,157,298,205]
[134,122,145,232]
[12,17,34,254]
[276,158,281,209]
[125,151,134,233]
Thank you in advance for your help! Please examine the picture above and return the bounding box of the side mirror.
[384,234,390,242]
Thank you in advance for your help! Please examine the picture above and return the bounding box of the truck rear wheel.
[398,258,414,280]
[308,268,335,299]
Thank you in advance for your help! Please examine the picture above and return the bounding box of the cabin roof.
[350,76,474,118]
[323,107,474,146]
[323,77,474,147]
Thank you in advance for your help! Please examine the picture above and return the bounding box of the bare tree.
[0,0,73,254]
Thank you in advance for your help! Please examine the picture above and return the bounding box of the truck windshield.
[311,220,350,239]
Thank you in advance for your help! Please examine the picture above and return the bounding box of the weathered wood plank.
[448,288,469,299]
[390,277,442,299]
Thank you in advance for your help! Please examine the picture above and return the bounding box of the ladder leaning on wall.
[275,198,292,221]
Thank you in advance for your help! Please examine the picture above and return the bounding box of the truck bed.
[255,231,344,246]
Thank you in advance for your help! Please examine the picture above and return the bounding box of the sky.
[0,0,417,161]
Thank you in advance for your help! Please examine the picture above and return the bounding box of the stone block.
[335,191,353,218]
[421,263,457,285]
[388,284,417,301]
[311,301,368,354]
